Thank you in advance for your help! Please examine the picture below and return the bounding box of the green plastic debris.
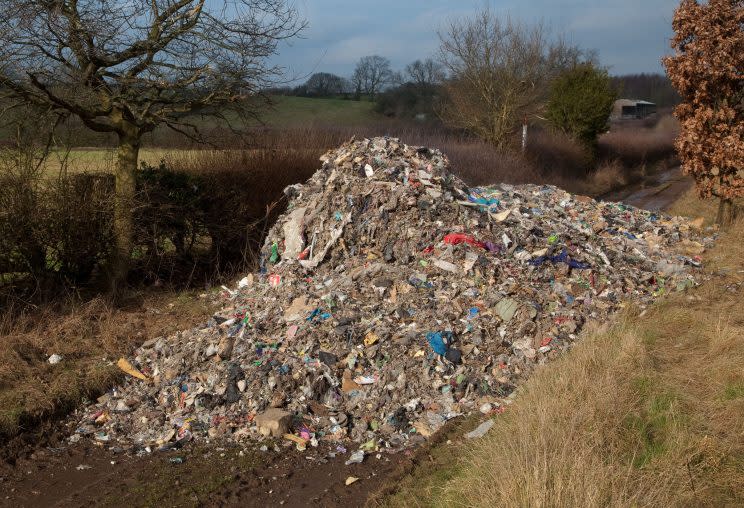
[269,242,279,263]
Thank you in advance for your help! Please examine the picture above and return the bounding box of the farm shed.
[612,99,657,120]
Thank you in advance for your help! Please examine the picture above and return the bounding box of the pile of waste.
[74,137,709,455]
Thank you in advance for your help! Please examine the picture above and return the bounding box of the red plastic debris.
[443,233,487,250]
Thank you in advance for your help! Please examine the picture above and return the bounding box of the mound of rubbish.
[74,137,709,455]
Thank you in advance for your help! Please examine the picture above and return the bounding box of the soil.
[0,170,696,507]
[602,166,693,211]
[0,412,470,508]
[0,435,410,507]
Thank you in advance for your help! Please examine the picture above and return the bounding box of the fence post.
[521,115,528,154]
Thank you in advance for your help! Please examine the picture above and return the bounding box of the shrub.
[0,158,112,294]
[0,146,319,300]
[546,63,617,150]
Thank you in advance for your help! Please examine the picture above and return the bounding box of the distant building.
[611,99,657,120]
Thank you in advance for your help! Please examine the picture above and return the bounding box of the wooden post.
[521,115,528,154]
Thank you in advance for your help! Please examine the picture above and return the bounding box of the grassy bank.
[382,191,744,507]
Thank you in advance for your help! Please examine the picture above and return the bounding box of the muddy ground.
[602,166,692,211]
[1,440,402,507]
[0,412,470,508]
[0,172,694,508]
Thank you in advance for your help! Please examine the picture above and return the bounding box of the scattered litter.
[345,450,365,465]
[116,358,147,380]
[345,476,360,486]
[75,464,92,471]
[47,354,63,365]
[73,137,709,455]
[465,419,494,439]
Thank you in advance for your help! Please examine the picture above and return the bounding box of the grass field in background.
[259,96,380,127]
[35,96,381,174]
[43,148,211,174]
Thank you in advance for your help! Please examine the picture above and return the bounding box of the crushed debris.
[73,137,710,457]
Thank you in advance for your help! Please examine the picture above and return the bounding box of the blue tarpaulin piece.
[529,249,591,270]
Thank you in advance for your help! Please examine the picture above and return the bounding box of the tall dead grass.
[599,115,679,167]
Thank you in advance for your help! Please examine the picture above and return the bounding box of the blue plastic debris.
[306,308,332,322]
[467,188,501,210]
[529,249,591,270]
[426,331,456,358]
[606,228,637,240]
[427,332,447,355]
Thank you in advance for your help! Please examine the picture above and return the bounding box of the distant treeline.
[266,68,680,122]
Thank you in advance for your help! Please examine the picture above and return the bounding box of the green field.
[257,96,381,127]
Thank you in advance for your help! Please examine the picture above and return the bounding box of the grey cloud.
[272,0,678,80]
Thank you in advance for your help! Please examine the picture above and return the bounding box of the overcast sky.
[273,0,678,82]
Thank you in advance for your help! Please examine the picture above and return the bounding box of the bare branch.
[0,0,306,141]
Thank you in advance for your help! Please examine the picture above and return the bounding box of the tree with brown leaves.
[663,0,743,225]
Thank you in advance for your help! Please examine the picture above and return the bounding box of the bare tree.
[405,59,446,86]
[351,55,394,99]
[0,0,304,287]
[438,9,583,150]
[303,72,349,97]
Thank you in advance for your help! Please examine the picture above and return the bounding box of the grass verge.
[380,190,744,507]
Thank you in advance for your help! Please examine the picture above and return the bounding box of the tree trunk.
[716,197,735,228]
[111,135,140,291]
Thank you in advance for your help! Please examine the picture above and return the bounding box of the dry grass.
[599,115,679,167]
[0,291,218,443]
[383,192,744,507]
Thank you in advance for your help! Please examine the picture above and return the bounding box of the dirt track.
[0,436,413,507]
[602,166,692,211]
